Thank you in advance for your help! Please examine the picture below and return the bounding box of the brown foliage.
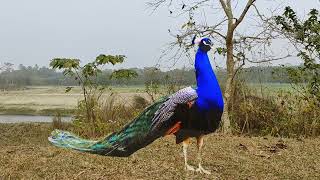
[71,94,144,138]
[230,81,320,137]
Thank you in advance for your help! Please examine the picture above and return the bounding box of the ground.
[0,123,319,180]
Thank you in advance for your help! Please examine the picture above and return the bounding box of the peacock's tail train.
[48,98,168,157]
[48,130,99,152]
[49,87,197,157]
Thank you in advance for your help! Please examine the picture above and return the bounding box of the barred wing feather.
[150,87,197,132]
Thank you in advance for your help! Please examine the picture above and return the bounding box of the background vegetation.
[0,63,294,89]
[1,63,319,138]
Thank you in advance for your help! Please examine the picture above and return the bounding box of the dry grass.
[0,123,319,179]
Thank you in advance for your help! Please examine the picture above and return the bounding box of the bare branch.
[232,57,245,82]
[247,54,291,64]
[233,0,256,29]
[219,0,234,19]
[146,0,172,10]
[219,0,228,17]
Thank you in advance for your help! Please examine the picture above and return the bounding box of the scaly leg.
[196,135,211,174]
[183,138,195,171]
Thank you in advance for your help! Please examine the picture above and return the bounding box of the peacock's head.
[192,37,213,53]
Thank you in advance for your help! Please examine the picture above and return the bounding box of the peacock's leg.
[183,138,195,171]
[196,135,211,174]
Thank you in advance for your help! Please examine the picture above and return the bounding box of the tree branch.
[219,0,233,19]
[247,54,291,63]
[233,0,256,29]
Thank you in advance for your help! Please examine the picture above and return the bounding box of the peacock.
[48,37,224,174]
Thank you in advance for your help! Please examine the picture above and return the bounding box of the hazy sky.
[0,0,319,69]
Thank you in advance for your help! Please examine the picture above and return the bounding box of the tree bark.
[219,0,255,134]
[221,18,235,134]
[219,0,235,134]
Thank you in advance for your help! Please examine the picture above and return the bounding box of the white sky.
[0,0,319,69]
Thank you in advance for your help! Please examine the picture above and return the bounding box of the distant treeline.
[0,64,291,89]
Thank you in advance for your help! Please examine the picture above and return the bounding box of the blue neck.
[195,49,224,111]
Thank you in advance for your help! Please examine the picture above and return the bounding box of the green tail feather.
[48,97,168,157]
[48,130,98,152]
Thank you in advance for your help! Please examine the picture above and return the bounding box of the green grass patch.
[248,83,295,96]
[0,106,75,116]
[39,108,76,116]
[0,106,37,115]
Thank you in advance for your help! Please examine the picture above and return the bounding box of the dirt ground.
[0,123,319,180]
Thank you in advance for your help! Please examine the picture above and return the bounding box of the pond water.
[0,115,72,123]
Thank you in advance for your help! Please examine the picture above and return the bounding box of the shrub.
[133,95,150,110]
[71,94,140,138]
[52,114,71,130]
[230,81,320,137]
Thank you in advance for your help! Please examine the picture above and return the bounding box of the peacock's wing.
[149,86,197,132]
[49,86,197,157]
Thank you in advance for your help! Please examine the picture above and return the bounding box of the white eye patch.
[203,41,210,45]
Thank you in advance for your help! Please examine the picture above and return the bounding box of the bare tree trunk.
[221,20,235,134]
[221,54,235,133]
[219,0,255,134]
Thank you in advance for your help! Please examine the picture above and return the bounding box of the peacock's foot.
[196,165,211,175]
[185,164,196,171]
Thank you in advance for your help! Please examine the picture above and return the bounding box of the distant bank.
[0,115,72,123]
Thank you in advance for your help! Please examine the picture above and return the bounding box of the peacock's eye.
[203,40,210,46]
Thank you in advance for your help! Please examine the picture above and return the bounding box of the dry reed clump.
[275,92,320,137]
[230,81,280,135]
[132,95,150,110]
[51,114,71,130]
[230,81,320,137]
[70,94,147,138]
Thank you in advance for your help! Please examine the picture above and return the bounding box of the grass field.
[0,86,147,116]
[0,84,293,116]
[0,123,319,179]
[249,83,294,95]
